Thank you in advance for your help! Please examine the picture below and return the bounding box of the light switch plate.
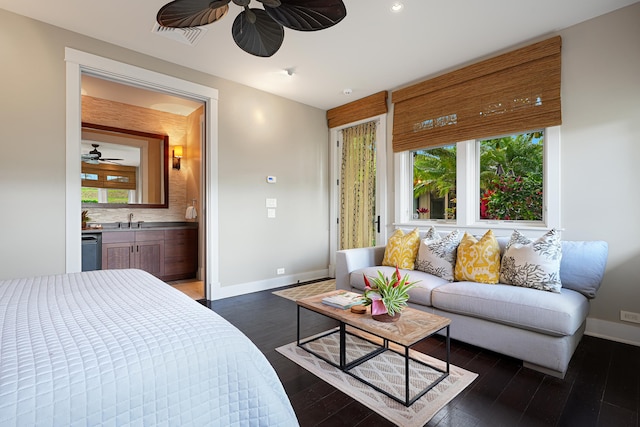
[266,198,277,208]
[267,208,276,218]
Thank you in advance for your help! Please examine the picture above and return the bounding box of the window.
[398,127,560,230]
[478,131,544,221]
[81,163,137,204]
[412,145,457,220]
[81,187,133,204]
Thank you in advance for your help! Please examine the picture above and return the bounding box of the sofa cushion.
[454,230,501,284]
[431,281,589,336]
[560,240,608,298]
[350,266,448,307]
[415,227,461,282]
[382,228,420,270]
[499,229,562,293]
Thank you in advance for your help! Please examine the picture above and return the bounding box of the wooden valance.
[327,91,388,129]
[391,36,562,152]
[82,163,137,190]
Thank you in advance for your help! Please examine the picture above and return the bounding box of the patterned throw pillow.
[415,227,461,281]
[454,230,501,284]
[382,228,420,270]
[499,229,562,293]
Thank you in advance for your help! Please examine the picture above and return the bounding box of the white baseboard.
[585,317,640,347]
[209,269,330,300]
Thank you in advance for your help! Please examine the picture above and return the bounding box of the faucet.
[128,213,134,228]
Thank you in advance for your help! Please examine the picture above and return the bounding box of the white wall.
[559,3,640,339]
[0,8,329,290]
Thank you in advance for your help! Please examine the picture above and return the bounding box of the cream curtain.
[340,121,377,250]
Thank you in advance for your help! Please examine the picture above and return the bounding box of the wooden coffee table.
[297,290,451,406]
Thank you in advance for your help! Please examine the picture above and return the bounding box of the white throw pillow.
[499,229,562,293]
[415,227,461,282]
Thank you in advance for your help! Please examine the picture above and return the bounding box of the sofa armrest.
[335,246,386,291]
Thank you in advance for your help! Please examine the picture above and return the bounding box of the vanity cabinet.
[102,230,165,278]
[101,227,197,281]
[163,228,198,281]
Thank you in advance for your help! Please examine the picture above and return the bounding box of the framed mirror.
[81,123,169,208]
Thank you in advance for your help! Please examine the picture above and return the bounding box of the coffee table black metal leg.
[296,305,300,345]
[339,323,346,369]
[405,346,410,406]
[446,325,450,373]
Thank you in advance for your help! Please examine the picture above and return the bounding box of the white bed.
[0,269,298,426]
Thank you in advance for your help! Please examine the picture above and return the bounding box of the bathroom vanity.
[82,222,198,281]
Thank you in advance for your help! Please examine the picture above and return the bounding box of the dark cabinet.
[101,227,197,281]
[163,228,198,281]
[102,231,165,278]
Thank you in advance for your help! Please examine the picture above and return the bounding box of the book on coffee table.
[321,291,366,309]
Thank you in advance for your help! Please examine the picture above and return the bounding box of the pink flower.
[363,274,371,290]
[394,266,401,287]
[371,299,387,315]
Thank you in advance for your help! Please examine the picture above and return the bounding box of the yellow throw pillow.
[454,230,501,284]
[382,228,420,270]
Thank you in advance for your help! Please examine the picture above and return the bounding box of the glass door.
[329,116,387,275]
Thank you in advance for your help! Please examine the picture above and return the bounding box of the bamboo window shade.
[391,36,562,152]
[327,91,388,129]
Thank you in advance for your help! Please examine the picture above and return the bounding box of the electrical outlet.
[277,268,285,275]
[620,310,640,324]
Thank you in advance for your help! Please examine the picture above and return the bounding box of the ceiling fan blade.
[232,9,284,57]
[256,0,281,7]
[157,0,230,28]
[264,0,346,32]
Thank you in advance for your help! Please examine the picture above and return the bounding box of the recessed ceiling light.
[390,2,404,13]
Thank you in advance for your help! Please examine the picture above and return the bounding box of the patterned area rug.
[277,329,477,427]
[272,279,336,301]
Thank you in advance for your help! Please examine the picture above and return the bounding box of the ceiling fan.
[81,144,123,164]
[156,0,347,57]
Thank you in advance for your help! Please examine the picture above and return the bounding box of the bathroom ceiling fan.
[81,144,123,164]
[156,0,347,57]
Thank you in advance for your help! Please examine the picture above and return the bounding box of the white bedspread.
[0,269,298,426]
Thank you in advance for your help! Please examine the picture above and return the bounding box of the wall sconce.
[172,145,183,170]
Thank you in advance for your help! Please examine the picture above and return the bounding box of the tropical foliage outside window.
[412,130,544,222]
[479,131,543,221]
[82,188,131,204]
[413,146,456,220]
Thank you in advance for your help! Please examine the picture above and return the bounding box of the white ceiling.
[1,0,636,110]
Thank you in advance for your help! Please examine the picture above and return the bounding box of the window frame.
[394,126,560,233]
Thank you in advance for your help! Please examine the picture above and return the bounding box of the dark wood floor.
[208,285,640,427]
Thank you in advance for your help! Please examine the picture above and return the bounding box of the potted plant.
[81,210,91,229]
[363,267,417,322]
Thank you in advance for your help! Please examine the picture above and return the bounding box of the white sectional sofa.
[335,229,608,378]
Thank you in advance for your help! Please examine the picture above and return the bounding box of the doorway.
[328,115,387,275]
[65,48,219,300]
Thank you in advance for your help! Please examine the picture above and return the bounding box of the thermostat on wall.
[266,176,277,183]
